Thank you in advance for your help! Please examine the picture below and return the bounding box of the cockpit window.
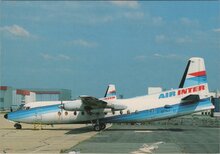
[17,104,24,110]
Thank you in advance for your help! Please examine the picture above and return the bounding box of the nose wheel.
[14,123,22,129]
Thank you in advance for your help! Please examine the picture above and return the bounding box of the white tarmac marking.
[131,141,164,154]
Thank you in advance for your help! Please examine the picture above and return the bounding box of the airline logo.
[159,85,205,99]
[104,96,116,100]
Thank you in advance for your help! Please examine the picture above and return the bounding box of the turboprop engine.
[90,108,112,113]
[106,102,127,111]
[62,100,127,112]
[63,100,84,111]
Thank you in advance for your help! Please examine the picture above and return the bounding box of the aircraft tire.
[100,123,106,130]
[14,123,22,129]
[94,124,101,131]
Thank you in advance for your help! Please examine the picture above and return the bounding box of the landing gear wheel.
[14,123,22,129]
[100,123,106,130]
[94,124,101,131]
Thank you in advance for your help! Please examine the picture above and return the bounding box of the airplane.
[4,57,215,131]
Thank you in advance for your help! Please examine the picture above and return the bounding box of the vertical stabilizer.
[179,57,208,91]
[104,84,117,100]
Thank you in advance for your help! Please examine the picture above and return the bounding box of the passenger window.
[74,111,77,115]
[65,111,68,116]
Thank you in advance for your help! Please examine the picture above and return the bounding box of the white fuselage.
[6,84,214,125]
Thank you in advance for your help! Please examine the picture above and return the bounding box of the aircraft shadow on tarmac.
[104,127,189,132]
[65,126,94,134]
[3,126,93,134]
[64,127,190,134]
[3,126,191,134]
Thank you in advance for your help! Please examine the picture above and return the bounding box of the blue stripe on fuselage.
[100,98,212,123]
[7,104,60,121]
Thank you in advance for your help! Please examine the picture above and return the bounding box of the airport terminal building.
[0,86,71,111]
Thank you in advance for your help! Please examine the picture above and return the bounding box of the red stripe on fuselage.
[189,71,206,77]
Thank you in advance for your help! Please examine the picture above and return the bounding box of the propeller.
[58,100,64,110]
[58,100,64,118]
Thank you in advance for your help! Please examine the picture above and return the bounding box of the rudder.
[179,57,208,88]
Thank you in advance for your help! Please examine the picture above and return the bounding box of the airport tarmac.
[1,113,220,153]
[0,114,97,153]
[66,116,220,154]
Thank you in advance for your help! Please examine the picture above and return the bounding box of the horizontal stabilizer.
[180,94,200,105]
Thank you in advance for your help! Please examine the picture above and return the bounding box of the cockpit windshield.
[24,106,30,110]
[17,104,24,110]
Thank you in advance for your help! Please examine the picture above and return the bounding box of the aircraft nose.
[4,114,8,119]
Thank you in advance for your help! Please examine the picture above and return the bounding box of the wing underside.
[80,96,107,109]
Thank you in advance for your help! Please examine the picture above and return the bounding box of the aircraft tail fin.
[179,57,208,88]
[177,57,215,112]
[104,84,117,101]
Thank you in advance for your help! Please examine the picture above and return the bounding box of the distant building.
[210,90,220,114]
[212,98,220,112]
[210,89,220,98]
[0,86,35,111]
[26,88,71,101]
[147,87,163,95]
[0,86,72,111]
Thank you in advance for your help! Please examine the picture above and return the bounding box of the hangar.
[0,86,71,111]
[25,88,71,101]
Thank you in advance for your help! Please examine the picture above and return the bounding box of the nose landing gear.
[14,123,22,129]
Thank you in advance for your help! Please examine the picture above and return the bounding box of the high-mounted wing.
[80,96,107,108]
[63,95,127,112]
[80,95,127,111]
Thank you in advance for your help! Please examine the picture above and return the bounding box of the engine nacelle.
[63,100,84,111]
[106,102,127,111]
[90,108,112,113]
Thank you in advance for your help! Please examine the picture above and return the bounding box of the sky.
[0,1,220,98]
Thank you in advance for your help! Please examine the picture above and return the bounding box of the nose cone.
[4,114,8,119]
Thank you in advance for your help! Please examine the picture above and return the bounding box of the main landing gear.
[93,123,106,131]
[14,123,22,129]
[92,119,106,131]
